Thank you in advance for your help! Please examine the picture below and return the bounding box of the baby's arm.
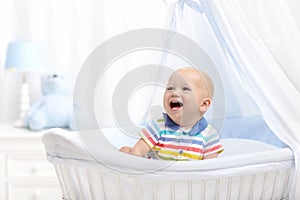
[120,138,150,157]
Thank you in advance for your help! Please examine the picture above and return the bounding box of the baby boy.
[120,67,223,160]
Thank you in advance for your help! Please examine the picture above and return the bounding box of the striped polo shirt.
[139,113,224,161]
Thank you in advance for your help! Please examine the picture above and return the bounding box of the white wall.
[0,0,168,123]
[287,0,300,31]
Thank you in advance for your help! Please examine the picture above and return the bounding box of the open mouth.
[170,100,183,111]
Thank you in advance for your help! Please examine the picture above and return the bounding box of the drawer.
[7,182,61,200]
[6,153,57,177]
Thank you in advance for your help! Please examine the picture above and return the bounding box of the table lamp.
[4,41,43,127]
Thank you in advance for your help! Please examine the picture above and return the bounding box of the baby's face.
[163,69,209,128]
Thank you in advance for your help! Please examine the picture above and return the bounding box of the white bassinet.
[42,128,295,200]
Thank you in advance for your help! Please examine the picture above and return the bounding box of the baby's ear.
[199,98,211,112]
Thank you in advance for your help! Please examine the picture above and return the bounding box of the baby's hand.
[120,139,150,157]
[119,146,132,153]
[119,146,143,157]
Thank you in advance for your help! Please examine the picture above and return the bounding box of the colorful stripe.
[139,116,224,161]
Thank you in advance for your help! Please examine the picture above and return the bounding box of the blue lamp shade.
[5,41,43,72]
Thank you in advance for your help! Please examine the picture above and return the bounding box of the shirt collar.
[163,113,208,135]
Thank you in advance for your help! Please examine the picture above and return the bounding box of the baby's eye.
[182,87,191,91]
[166,86,174,91]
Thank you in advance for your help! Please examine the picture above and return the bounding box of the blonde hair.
[176,67,214,98]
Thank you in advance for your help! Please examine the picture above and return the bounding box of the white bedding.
[43,128,294,174]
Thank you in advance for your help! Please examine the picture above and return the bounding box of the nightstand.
[0,124,61,200]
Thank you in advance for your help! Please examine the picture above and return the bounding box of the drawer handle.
[30,190,41,200]
[29,164,40,174]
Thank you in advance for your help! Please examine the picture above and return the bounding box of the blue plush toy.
[25,73,75,131]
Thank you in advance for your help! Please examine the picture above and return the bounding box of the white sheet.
[43,128,294,174]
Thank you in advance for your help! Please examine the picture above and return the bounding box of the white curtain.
[163,1,286,148]
[199,0,300,198]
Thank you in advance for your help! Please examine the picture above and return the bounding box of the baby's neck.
[179,117,204,130]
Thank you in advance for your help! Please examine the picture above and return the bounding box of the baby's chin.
[166,109,196,126]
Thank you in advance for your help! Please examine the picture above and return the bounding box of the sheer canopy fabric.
[166,0,300,198]
[203,0,300,198]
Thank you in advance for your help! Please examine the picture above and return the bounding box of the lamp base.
[14,76,30,128]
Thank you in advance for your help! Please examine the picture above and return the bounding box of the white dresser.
[0,124,61,200]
